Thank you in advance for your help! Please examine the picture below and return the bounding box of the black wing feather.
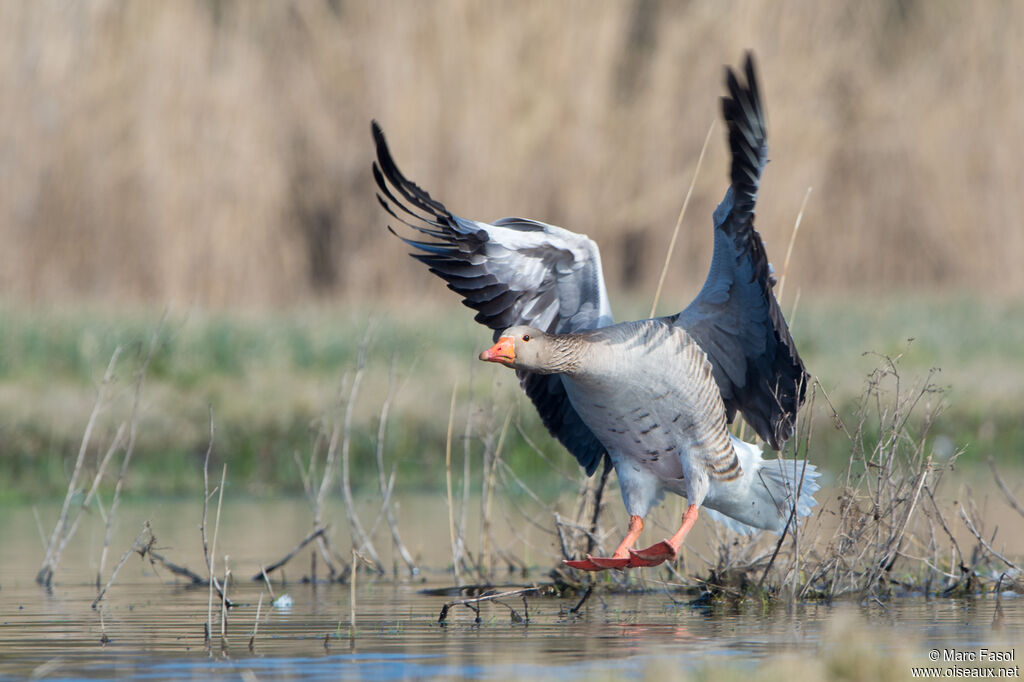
[677,53,808,450]
[372,121,611,474]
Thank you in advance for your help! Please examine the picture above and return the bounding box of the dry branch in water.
[248,592,264,652]
[37,346,124,587]
[437,585,550,625]
[253,527,327,580]
[92,523,155,609]
[990,458,1024,520]
[149,549,207,585]
[199,411,233,618]
[772,357,965,600]
[337,328,384,573]
[204,455,232,646]
[371,357,418,577]
[650,351,998,602]
[296,374,348,582]
[218,555,231,652]
[959,505,1019,573]
[444,382,465,584]
[97,319,165,585]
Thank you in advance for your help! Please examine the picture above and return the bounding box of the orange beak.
[479,336,515,365]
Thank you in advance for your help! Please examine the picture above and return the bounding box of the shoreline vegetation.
[10,296,1024,603]
[2,295,1022,500]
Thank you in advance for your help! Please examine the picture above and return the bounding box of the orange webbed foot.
[628,540,678,567]
[563,555,631,571]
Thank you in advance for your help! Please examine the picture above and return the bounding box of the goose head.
[479,325,580,375]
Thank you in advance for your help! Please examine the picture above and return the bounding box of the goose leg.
[563,515,644,571]
[628,504,699,567]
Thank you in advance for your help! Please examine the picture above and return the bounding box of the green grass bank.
[0,294,1020,501]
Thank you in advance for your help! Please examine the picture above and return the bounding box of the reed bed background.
[0,0,1022,308]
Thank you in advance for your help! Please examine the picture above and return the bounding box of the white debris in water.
[273,594,293,609]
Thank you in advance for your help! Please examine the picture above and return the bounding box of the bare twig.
[569,585,593,614]
[149,550,206,585]
[782,356,955,600]
[219,555,231,652]
[444,382,463,585]
[253,527,327,580]
[649,119,714,317]
[776,186,812,303]
[349,549,357,639]
[337,330,383,571]
[458,371,477,576]
[787,287,802,329]
[98,318,164,585]
[58,424,126,588]
[438,586,549,624]
[205,462,227,645]
[989,457,1024,520]
[480,408,513,576]
[200,407,216,573]
[314,373,347,523]
[197,411,233,624]
[248,592,264,652]
[92,523,153,609]
[960,505,1019,572]
[513,419,576,479]
[758,507,796,591]
[586,458,613,556]
[373,357,417,577]
[299,373,347,581]
[38,346,123,587]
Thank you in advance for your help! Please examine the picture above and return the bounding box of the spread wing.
[372,121,612,474]
[674,53,808,450]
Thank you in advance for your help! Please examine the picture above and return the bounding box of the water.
[2,499,1021,680]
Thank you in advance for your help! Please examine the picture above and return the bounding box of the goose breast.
[560,319,736,484]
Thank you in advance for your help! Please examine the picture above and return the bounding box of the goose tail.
[703,436,820,535]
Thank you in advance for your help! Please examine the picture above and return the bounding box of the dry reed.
[649,119,715,318]
[91,522,154,609]
[370,357,418,577]
[681,351,1024,603]
[37,345,132,588]
[437,585,549,625]
[3,2,1023,308]
[204,462,227,645]
[444,382,464,584]
[248,592,264,653]
[337,330,384,573]
[97,319,164,586]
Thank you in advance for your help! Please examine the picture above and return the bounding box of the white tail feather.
[703,436,820,534]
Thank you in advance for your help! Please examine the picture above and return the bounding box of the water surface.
[2,499,1021,680]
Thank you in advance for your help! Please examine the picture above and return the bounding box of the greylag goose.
[372,53,818,571]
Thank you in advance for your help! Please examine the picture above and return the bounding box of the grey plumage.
[372,53,813,533]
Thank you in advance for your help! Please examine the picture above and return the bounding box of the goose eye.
[522,334,531,342]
